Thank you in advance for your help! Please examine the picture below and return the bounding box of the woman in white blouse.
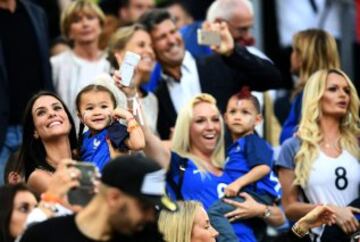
[51,0,111,126]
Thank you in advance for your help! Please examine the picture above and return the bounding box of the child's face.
[224,97,261,140]
[78,90,115,132]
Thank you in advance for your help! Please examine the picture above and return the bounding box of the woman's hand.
[295,205,336,232]
[329,205,360,234]
[45,159,80,200]
[224,192,265,222]
[112,70,136,97]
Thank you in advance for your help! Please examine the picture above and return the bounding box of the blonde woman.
[276,69,360,240]
[51,0,111,126]
[142,93,285,241]
[280,29,340,143]
[158,201,218,242]
[109,24,158,135]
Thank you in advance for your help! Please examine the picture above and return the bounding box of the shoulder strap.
[166,156,188,200]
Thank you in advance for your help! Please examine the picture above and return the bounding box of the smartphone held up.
[119,51,141,87]
[197,29,221,46]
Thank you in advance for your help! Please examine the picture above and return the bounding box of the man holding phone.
[139,9,283,140]
[20,155,177,242]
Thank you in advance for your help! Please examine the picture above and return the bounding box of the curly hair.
[294,69,360,187]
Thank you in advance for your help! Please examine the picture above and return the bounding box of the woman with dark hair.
[0,183,37,242]
[18,91,78,194]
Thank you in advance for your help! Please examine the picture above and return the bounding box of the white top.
[140,92,159,135]
[276,0,341,47]
[163,51,201,113]
[51,50,111,127]
[303,150,360,240]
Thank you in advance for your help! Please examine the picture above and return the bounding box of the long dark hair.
[17,91,78,180]
[0,183,33,242]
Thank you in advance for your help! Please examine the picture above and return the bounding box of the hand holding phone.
[119,51,141,87]
[67,162,99,206]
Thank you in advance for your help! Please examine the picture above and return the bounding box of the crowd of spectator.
[0,0,359,242]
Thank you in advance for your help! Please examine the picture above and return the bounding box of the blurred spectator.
[3,151,24,185]
[0,183,38,242]
[139,9,283,139]
[178,0,214,21]
[119,0,155,26]
[51,0,111,127]
[0,160,81,242]
[158,201,219,242]
[20,155,176,242]
[207,0,255,46]
[279,29,340,144]
[0,0,53,186]
[159,0,193,29]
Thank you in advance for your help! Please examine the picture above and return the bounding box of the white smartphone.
[119,51,141,87]
[197,29,221,46]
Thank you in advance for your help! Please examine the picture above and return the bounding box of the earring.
[33,132,39,139]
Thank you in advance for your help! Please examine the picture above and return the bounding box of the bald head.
[207,0,254,45]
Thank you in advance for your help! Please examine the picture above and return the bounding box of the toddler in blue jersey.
[208,88,281,242]
[75,84,145,171]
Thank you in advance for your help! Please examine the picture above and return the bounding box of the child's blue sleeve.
[245,135,273,168]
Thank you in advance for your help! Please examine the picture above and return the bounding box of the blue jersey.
[81,129,110,171]
[167,152,257,242]
[225,134,281,200]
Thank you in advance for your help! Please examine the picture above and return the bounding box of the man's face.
[110,192,156,235]
[120,0,155,24]
[225,7,254,45]
[150,19,185,68]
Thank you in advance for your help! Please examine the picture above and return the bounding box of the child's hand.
[224,181,242,197]
[112,107,134,122]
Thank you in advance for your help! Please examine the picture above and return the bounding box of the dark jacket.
[0,0,53,147]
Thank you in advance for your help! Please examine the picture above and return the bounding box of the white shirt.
[303,150,360,240]
[162,51,201,113]
[276,0,341,47]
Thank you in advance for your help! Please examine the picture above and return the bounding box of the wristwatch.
[263,206,271,219]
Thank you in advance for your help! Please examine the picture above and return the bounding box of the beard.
[112,221,165,242]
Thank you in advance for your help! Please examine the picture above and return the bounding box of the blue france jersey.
[81,129,110,171]
[167,152,258,242]
[224,134,281,200]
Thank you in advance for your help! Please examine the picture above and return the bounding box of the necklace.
[321,137,341,151]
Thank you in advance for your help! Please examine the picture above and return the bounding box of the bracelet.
[292,222,309,238]
[127,122,140,132]
[40,193,63,204]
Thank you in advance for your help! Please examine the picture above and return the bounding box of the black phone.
[68,162,98,206]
